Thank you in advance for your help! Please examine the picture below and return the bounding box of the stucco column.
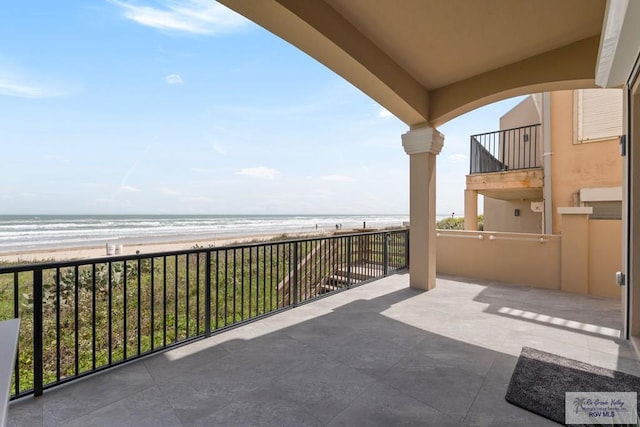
[464,190,478,230]
[559,207,592,295]
[402,126,444,291]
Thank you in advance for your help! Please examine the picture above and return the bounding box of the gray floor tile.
[317,333,415,374]
[327,382,461,426]
[191,387,324,427]
[464,380,558,426]
[143,338,229,382]
[406,334,498,377]
[64,385,181,427]
[155,354,272,425]
[269,354,377,423]
[7,274,632,427]
[380,365,485,417]
[40,362,155,426]
[6,398,43,427]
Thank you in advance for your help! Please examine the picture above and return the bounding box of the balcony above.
[467,168,543,200]
[470,124,542,175]
[467,124,543,200]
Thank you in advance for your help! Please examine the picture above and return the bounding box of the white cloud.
[157,187,181,195]
[447,153,468,162]
[313,189,335,199]
[322,175,355,182]
[0,59,78,99]
[213,144,227,155]
[0,79,67,99]
[80,183,109,189]
[0,81,45,98]
[236,167,280,179]
[164,74,183,85]
[191,167,215,173]
[180,196,213,204]
[378,108,393,118]
[43,154,71,164]
[110,0,251,35]
[120,185,141,192]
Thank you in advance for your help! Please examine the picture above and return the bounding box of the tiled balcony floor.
[8,273,638,426]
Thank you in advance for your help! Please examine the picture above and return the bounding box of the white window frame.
[574,89,623,144]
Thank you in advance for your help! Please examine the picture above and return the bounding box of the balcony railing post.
[346,236,352,288]
[383,232,389,276]
[204,251,211,337]
[33,268,43,397]
[405,229,410,269]
[292,241,299,306]
[500,129,506,169]
[469,136,473,173]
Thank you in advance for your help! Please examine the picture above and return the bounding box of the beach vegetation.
[0,230,408,396]
[436,215,484,230]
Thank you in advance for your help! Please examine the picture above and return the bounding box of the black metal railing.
[470,124,541,174]
[0,229,408,399]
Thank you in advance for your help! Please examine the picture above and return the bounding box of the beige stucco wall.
[560,213,590,294]
[550,91,623,234]
[588,220,622,299]
[499,95,541,130]
[437,219,621,299]
[436,230,560,289]
[498,95,542,170]
[483,198,542,233]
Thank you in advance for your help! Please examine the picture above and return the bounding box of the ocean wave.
[0,215,409,253]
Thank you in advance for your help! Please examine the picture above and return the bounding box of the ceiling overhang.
[220,0,607,127]
[430,36,601,126]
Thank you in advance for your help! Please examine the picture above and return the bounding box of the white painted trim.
[580,186,623,202]
[557,207,593,215]
[542,92,552,233]
[596,0,640,88]
[0,319,19,427]
[401,126,444,155]
[596,0,629,87]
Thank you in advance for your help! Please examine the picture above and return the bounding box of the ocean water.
[0,214,409,253]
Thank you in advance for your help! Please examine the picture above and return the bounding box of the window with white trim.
[575,89,623,143]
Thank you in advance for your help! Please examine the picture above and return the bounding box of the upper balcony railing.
[469,124,542,174]
[0,229,408,400]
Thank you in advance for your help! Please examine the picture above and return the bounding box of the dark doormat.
[505,346,640,426]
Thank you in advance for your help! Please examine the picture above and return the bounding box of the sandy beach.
[0,231,331,264]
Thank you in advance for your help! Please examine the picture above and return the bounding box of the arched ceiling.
[219,0,606,127]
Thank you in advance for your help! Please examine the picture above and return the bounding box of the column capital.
[401,126,444,155]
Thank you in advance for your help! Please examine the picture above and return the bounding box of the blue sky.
[0,0,524,216]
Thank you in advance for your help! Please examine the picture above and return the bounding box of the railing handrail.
[470,123,541,139]
[1,228,409,400]
[469,123,542,175]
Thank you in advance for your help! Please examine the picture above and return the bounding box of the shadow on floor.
[9,273,630,426]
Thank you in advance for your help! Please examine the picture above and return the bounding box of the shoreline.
[0,230,331,264]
